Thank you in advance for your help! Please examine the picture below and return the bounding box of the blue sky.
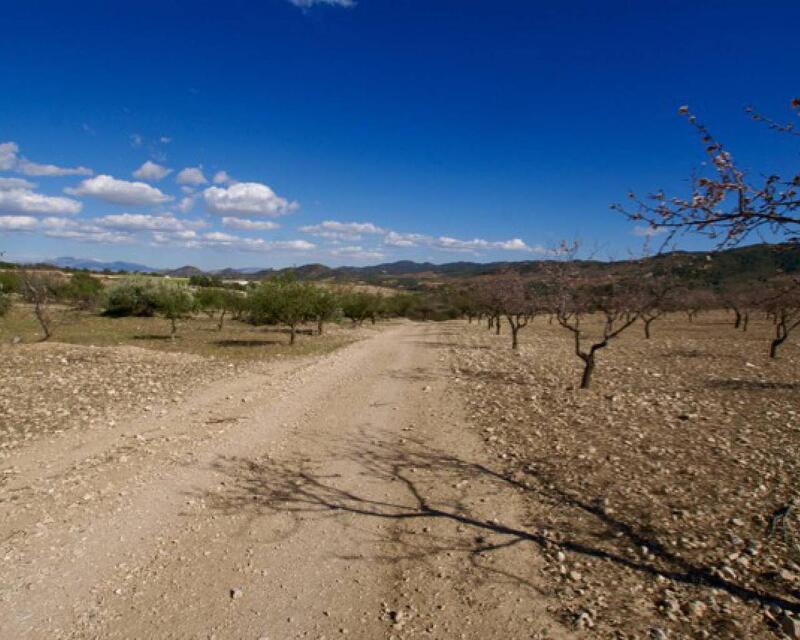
[1,0,798,269]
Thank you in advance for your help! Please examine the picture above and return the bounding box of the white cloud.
[159,136,172,144]
[45,228,134,244]
[0,141,92,176]
[0,177,35,190]
[632,225,667,237]
[130,133,143,148]
[0,187,82,215]
[0,215,38,231]
[289,0,356,7]
[381,229,537,254]
[272,239,315,250]
[0,142,19,170]
[300,220,384,241]
[176,166,208,186]
[434,236,535,253]
[152,229,314,253]
[177,196,196,213]
[212,170,233,185]
[329,245,386,261]
[133,161,172,182]
[66,174,172,206]
[222,217,280,231]
[94,213,203,232]
[16,159,93,177]
[383,231,429,247]
[203,182,298,217]
[41,217,79,230]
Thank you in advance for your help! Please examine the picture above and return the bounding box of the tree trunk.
[741,312,749,332]
[733,309,742,329]
[643,318,652,339]
[170,316,177,339]
[289,324,296,345]
[217,310,226,331]
[34,302,51,341]
[317,317,324,335]
[579,354,595,389]
[495,316,501,335]
[487,316,493,330]
[770,321,786,358]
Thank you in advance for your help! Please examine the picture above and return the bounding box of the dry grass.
[0,304,358,361]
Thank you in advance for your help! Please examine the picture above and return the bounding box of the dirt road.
[0,322,569,640]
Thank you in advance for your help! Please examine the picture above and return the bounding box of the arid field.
[1,306,797,639]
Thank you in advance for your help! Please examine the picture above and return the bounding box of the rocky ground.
[450,313,800,639]
[0,342,247,454]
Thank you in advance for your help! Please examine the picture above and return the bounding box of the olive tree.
[249,276,315,345]
[195,287,240,330]
[153,282,195,338]
[309,287,341,335]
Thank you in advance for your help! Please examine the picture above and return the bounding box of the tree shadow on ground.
[132,334,174,341]
[212,339,284,347]
[201,434,800,614]
[706,379,799,391]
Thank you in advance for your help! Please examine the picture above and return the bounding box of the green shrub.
[0,270,21,294]
[105,278,161,317]
[62,272,104,309]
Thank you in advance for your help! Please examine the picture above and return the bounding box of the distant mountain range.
[21,243,800,289]
[47,256,158,273]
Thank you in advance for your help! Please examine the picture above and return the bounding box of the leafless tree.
[547,243,640,389]
[612,98,800,247]
[721,284,760,332]
[556,281,640,389]
[634,274,678,339]
[494,272,537,350]
[760,279,800,359]
[19,270,66,341]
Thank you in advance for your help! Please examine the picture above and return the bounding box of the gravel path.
[0,322,568,640]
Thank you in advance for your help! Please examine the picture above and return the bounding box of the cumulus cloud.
[0,141,92,176]
[133,161,172,182]
[0,177,35,190]
[176,196,196,213]
[176,166,208,186]
[272,239,315,250]
[300,220,384,241]
[212,170,233,185]
[66,174,172,206]
[45,227,134,244]
[94,213,204,232]
[0,215,39,231]
[16,159,93,177]
[203,182,298,217]
[4,216,136,244]
[152,229,314,253]
[222,217,280,231]
[383,231,430,248]
[0,142,18,170]
[435,236,533,252]
[329,245,386,261]
[0,187,82,215]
